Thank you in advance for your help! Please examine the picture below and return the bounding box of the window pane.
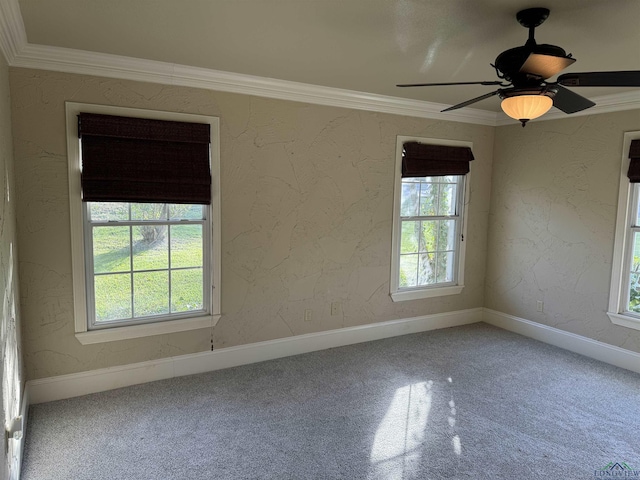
[171,268,203,313]
[399,255,418,288]
[93,226,131,274]
[630,278,640,312]
[632,232,640,275]
[438,183,456,216]
[87,202,208,324]
[629,232,640,312]
[419,182,437,216]
[131,203,168,221]
[419,221,437,253]
[89,202,129,222]
[170,204,204,220]
[438,220,457,251]
[418,253,436,285]
[436,252,455,283]
[629,273,640,313]
[400,182,419,217]
[170,225,203,268]
[132,226,168,271]
[95,273,131,322]
[401,221,419,254]
[134,271,169,317]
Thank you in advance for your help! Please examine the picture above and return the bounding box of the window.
[390,137,472,302]
[66,103,221,344]
[86,202,209,328]
[397,175,464,287]
[608,133,640,331]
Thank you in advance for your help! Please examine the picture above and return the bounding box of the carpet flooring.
[22,323,640,479]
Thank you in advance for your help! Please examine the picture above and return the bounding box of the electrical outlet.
[304,309,313,322]
[331,301,341,316]
[536,300,544,312]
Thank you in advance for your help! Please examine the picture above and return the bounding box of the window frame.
[66,102,221,344]
[84,202,211,330]
[390,136,470,302]
[608,131,640,330]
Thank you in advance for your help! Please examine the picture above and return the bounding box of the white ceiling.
[13,0,640,114]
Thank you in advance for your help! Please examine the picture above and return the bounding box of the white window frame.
[390,136,470,302]
[84,202,212,330]
[607,131,640,331]
[66,102,221,344]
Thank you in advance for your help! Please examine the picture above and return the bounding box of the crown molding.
[12,43,499,125]
[0,0,26,64]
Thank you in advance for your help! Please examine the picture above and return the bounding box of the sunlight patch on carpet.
[369,381,433,478]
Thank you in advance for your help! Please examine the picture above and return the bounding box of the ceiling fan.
[397,7,640,126]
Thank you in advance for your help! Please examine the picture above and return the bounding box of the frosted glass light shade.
[501,95,553,122]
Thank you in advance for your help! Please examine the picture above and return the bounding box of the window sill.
[607,312,640,331]
[75,314,221,345]
[391,285,464,302]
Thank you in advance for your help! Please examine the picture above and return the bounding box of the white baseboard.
[483,308,640,375]
[28,308,483,404]
[27,307,640,405]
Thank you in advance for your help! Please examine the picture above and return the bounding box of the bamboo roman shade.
[78,113,211,204]
[627,139,640,183]
[402,142,474,177]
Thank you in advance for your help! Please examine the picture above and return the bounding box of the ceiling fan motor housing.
[495,44,572,85]
[495,7,576,85]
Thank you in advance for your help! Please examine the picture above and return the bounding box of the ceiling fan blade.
[441,90,501,112]
[552,85,595,114]
[557,71,640,87]
[520,52,576,79]
[397,81,504,87]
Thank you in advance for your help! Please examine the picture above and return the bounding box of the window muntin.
[85,202,210,329]
[398,176,463,290]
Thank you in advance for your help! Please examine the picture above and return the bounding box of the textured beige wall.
[487,111,640,353]
[0,54,23,479]
[10,68,494,380]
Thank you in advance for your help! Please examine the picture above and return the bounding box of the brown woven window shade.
[79,113,211,204]
[627,139,640,183]
[402,142,474,177]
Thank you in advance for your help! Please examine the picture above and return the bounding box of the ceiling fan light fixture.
[501,94,553,126]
